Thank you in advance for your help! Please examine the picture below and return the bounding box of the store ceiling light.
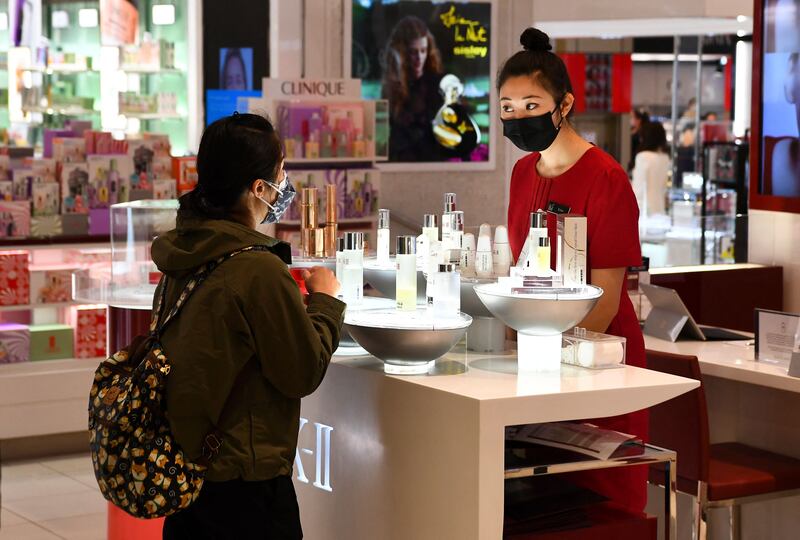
[79,8,98,28]
[52,10,69,29]
[152,4,175,26]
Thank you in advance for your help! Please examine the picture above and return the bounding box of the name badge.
[546,201,571,214]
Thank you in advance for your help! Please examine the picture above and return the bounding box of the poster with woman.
[349,1,494,167]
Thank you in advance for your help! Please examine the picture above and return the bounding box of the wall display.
[349,0,494,167]
[752,0,800,212]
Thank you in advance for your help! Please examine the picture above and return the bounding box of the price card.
[755,309,800,363]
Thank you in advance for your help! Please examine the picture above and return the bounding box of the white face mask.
[258,171,296,224]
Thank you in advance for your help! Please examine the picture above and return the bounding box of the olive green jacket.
[151,212,345,482]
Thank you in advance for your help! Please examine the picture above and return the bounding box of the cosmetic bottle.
[305,134,320,160]
[396,236,417,311]
[309,112,322,139]
[377,209,391,266]
[321,129,333,159]
[448,211,464,265]
[335,236,346,291]
[293,136,304,159]
[475,224,493,278]
[493,225,512,277]
[536,236,551,276]
[342,232,364,306]
[301,187,318,258]
[324,184,338,258]
[432,263,461,319]
[336,132,349,158]
[441,193,457,250]
[522,211,547,272]
[460,233,476,277]
[426,239,443,307]
[423,214,439,243]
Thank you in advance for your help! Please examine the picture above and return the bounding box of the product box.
[84,131,114,155]
[61,213,89,236]
[31,270,72,304]
[87,155,133,208]
[53,137,87,164]
[0,251,30,305]
[286,170,324,222]
[31,215,64,237]
[0,324,30,364]
[0,201,32,238]
[151,156,173,180]
[1,146,35,169]
[0,155,10,181]
[557,214,587,288]
[173,156,198,194]
[29,324,74,361]
[143,133,172,157]
[153,178,177,200]
[43,129,75,158]
[32,182,60,217]
[25,157,58,184]
[89,208,111,236]
[0,180,13,201]
[61,162,91,214]
[345,169,379,219]
[276,104,324,141]
[71,305,107,359]
[128,139,156,187]
[12,169,33,200]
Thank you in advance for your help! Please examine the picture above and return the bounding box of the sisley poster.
[351,1,492,165]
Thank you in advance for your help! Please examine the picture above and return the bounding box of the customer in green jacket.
[154,113,344,539]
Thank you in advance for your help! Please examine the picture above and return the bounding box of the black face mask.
[502,108,564,153]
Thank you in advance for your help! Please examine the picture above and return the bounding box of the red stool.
[646,349,800,540]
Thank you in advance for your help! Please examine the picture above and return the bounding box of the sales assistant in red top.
[499,28,647,512]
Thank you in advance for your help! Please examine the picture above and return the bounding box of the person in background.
[681,96,697,121]
[221,48,248,90]
[702,111,718,122]
[629,108,650,170]
[632,121,671,219]
[382,16,444,161]
[499,27,647,512]
[155,113,345,539]
[675,122,697,187]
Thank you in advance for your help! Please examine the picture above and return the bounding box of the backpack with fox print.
[88,246,268,518]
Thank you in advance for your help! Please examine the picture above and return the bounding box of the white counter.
[644,335,800,393]
[295,346,698,540]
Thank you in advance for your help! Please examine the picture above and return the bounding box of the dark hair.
[180,113,283,219]
[221,48,248,90]
[638,121,668,153]
[633,109,650,123]
[496,28,573,115]
[382,16,443,117]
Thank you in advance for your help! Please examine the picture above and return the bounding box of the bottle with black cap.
[520,211,547,272]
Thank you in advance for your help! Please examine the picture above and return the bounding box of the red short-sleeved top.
[507,147,645,368]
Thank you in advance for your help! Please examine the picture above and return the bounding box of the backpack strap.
[151,245,272,338]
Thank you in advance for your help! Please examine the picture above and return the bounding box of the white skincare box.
[561,328,626,369]
[557,214,587,287]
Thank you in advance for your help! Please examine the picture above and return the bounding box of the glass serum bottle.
[396,236,418,311]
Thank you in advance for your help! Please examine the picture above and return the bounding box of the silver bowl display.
[363,258,427,304]
[339,296,396,348]
[473,283,603,335]
[344,308,472,372]
[460,277,495,318]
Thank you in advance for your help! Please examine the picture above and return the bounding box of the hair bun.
[520,28,552,52]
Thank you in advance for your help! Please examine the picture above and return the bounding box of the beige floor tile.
[1,473,92,502]
[39,512,106,540]
[0,522,62,540]
[4,489,107,523]
[1,507,29,526]
[39,454,93,477]
[1,463,63,482]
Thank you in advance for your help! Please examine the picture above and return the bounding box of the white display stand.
[294,347,698,539]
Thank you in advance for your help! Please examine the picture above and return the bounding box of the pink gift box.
[0,251,30,306]
[89,208,110,236]
[31,270,72,304]
[0,201,32,238]
[71,305,107,359]
[0,323,30,364]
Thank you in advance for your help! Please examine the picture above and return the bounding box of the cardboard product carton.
[345,169,379,219]
[151,156,173,180]
[173,156,197,194]
[0,180,13,201]
[0,324,30,364]
[32,182,60,217]
[53,137,87,164]
[71,305,107,359]
[143,133,172,157]
[12,169,33,200]
[30,215,64,237]
[153,178,177,200]
[556,214,588,288]
[89,208,110,236]
[31,270,73,304]
[0,201,31,238]
[61,162,91,214]
[0,251,30,305]
[87,155,133,208]
[29,324,74,361]
[25,157,58,184]
[0,155,10,181]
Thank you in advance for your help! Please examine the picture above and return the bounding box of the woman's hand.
[577,267,627,333]
[302,267,340,298]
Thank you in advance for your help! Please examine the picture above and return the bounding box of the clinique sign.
[263,78,362,100]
